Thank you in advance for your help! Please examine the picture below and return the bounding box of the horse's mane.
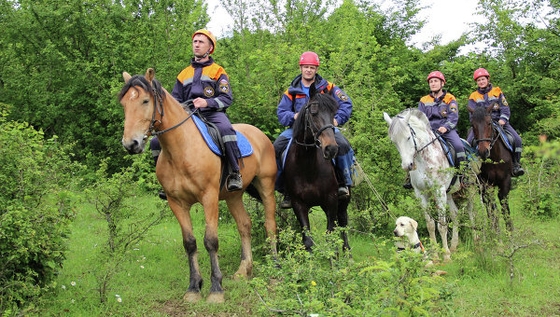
[389,108,430,136]
[118,74,167,102]
[471,104,489,122]
[292,93,338,138]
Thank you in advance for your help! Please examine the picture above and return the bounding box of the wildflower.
[115,294,122,303]
[61,285,66,290]
[140,265,145,269]
[70,281,76,287]
[311,280,317,287]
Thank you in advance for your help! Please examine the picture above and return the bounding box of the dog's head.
[393,216,418,237]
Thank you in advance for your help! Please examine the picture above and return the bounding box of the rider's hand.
[437,127,448,134]
[193,98,208,109]
[333,118,339,127]
[498,119,506,126]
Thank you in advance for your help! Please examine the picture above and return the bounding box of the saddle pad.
[494,123,514,153]
[192,115,253,157]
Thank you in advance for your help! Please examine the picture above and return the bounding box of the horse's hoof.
[183,292,202,302]
[206,292,225,303]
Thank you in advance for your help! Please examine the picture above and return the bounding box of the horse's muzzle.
[322,144,338,160]
[122,138,146,154]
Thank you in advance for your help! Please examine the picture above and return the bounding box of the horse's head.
[293,93,339,160]
[119,68,165,154]
[384,109,431,171]
[469,105,494,159]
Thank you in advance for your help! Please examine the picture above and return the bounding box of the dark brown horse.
[282,93,350,251]
[119,68,277,303]
[469,105,514,233]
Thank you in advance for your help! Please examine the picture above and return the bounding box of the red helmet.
[473,68,490,81]
[192,29,217,54]
[427,71,445,83]
[299,51,320,66]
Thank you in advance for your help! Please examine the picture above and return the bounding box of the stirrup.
[280,195,292,209]
[227,173,243,191]
[338,186,350,198]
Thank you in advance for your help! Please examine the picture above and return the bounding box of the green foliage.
[0,107,80,311]
[84,159,167,303]
[251,228,452,316]
[518,138,560,219]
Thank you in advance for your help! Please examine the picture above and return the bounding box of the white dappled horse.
[384,108,459,261]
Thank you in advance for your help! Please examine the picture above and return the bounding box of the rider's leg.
[504,124,524,176]
[334,130,353,197]
[273,129,293,208]
[446,131,467,186]
[206,112,243,191]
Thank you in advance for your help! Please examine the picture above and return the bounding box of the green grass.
[27,188,560,316]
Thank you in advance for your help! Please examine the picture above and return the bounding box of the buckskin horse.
[118,68,277,303]
[384,108,460,262]
[469,104,514,233]
[282,93,351,251]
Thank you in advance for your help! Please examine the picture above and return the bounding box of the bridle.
[294,100,335,148]
[395,115,439,158]
[473,117,499,151]
[141,81,197,141]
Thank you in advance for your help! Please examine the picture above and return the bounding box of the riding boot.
[227,172,243,191]
[280,195,292,209]
[512,159,525,177]
[338,186,350,198]
[403,172,413,189]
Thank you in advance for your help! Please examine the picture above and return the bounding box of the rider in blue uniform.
[274,51,355,208]
[150,29,242,200]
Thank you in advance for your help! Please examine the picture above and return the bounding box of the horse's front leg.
[168,202,203,302]
[435,192,451,262]
[292,202,314,251]
[337,195,351,251]
[203,200,224,303]
[447,193,459,252]
[498,184,513,232]
[226,196,253,279]
[416,191,437,244]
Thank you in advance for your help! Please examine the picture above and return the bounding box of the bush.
[0,106,80,311]
[251,228,453,316]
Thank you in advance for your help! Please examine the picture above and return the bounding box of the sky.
[205,0,483,48]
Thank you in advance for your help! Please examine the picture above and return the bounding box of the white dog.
[393,216,447,275]
[393,216,425,253]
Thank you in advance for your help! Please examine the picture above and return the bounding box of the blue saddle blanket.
[192,115,253,157]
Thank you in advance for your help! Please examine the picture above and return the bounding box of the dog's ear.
[411,219,418,231]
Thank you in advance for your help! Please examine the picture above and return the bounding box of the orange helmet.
[192,29,217,54]
[299,51,320,66]
[473,68,490,81]
[427,71,446,83]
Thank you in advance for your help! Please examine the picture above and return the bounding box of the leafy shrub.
[251,228,453,316]
[518,138,560,219]
[0,106,80,311]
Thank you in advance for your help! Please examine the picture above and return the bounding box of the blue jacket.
[277,74,352,127]
[418,91,459,131]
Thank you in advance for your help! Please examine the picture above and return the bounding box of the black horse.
[283,93,351,251]
[469,105,514,233]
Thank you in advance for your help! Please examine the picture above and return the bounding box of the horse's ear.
[123,71,132,83]
[145,68,155,82]
[383,112,392,125]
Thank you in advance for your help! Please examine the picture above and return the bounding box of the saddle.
[191,113,253,158]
